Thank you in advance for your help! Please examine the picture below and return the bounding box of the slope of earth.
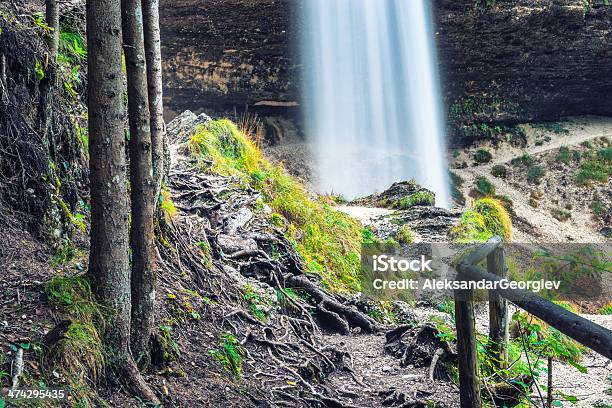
[451,116,612,243]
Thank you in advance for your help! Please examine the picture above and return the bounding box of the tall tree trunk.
[86,0,158,403]
[45,0,59,62]
[122,0,157,369]
[142,0,165,198]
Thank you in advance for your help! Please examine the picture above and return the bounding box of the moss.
[395,225,415,244]
[451,197,512,242]
[189,119,363,293]
[392,191,435,209]
[44,275,106,405]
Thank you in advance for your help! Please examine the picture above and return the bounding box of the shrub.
[511,153,533,167]
[527,165,545,184]
[395,225,415,245]
[473,149,492,164]
[491,164,507,178]
[474,176,496,197]
[556,146,572,164]
[575,148,611,185]
[189,119,362,293]
[451,197,512,242]
[551,207,571,222]
[392,191,435,209]
[591,195,605,219]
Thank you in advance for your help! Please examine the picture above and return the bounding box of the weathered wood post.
[487,246,509,369]
[454,284,482,408]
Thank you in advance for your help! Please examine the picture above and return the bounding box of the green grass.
[451,197,512,242]
[44,274,106,405]
[395,225,415,244]
[575,147,611,185]
[391,191,435,209]
[189,119,363,293]
[598,304,612,315]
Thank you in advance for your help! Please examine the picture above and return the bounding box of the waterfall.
[301,0,451,207]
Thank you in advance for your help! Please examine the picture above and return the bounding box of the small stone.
[382,365,393,373]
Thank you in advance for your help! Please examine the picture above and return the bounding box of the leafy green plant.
[159,325,181,362]
[208,333,245,378]
[34,60,45,81]
[527,165,545,184]
[58,30,87,65]
[590,194,605,218]
[242,285,270,321]
[160,188,177,220]
[474,176,496,197]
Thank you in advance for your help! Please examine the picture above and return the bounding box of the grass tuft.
[189,119,363,293]
[391,191,435,209]
[451,197,512,242]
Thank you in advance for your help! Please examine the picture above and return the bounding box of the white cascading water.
[302,0,451,207]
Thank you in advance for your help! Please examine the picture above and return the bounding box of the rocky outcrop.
[160,0,612,141]
[159,0,299,119]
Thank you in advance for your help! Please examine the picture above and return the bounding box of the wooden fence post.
[455,284,482,408]
[487,246,509,369]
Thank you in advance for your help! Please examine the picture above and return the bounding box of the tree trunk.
[86,0,158,403]
[122,0,157,369]
[142,0,165,199]
[45,0,59,62]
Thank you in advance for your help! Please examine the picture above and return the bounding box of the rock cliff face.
[160,0,612,140]
[160,0,299,119]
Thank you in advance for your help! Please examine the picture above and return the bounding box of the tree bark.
[87,0,131,371]
[142,0,165,199]
[122,0,157,369]
[86,0,158,403]
[45,0,59,62]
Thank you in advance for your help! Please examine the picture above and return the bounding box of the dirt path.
[323,332,460,407]
[453,116,612,243]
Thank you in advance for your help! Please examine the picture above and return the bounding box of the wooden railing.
[453,237,612,408]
